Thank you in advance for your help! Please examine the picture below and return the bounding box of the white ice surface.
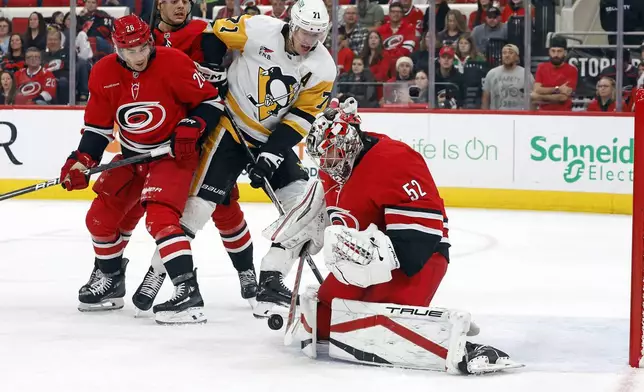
[1,200,644,392]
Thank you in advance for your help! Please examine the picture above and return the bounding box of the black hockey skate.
[132,266,167,313]
[78,260,128,312]
[256,271,293,306]
[252,271,297,320]
[238,267,258,299]
[79,258,128,294]
[458,342,524,374]
[152,269,206,325]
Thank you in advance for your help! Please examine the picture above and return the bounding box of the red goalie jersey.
[152,19,208,62]
[320,132,449,276]
[83,46,219,156]
[377,22,417,59]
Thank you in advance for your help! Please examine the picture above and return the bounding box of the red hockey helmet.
[112,14,151,50]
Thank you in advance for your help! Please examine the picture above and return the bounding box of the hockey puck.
[268,314,284,330]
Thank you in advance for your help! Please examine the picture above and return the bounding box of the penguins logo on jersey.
[247,66,299,121]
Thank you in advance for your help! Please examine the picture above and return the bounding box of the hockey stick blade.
[284,254,306,346]
[0,145,171,202]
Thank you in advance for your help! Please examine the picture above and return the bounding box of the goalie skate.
[78,260,128,312]
[458,342,524,374]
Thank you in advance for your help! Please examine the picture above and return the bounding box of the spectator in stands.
[63,13,94,66]
[1,34,26,74]
[103,0,135,10]
[356,0,384,31]
[79,0,115,60]
[336,32,355,74]
[599,49,639,109]
[339,6,370,56]
[471,6,507,55]
[0,18,11,57]
[587,77,623,112]
[482,44,533,110]
[13,48,56,105]
[378,2,416,60]
[216,0,237,19]
[337,57,379,108]
[50,12,65,31]
[422,0,450,36]
[531,37,578,111]
[409,69,429,104]
[24,12,48,52]
[469,0,492,31]
[453,33,486,73]
[391,0,424,38]
[324,0,344,26]
[244,5,261,15]
[44,29,69,104]
[436,10,467,48]
[501,0,535,23]
[384,56,414,105]
[435,45,464,109]
[411,30,438,75]
[0,70,16,105]
[600,0,644,47]
[265,0,288,20]
[361,31,392,92]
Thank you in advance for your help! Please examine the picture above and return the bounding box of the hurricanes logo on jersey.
[327,207,360,230]
[247,66,299,121]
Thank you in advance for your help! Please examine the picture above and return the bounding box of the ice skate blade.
[252,300,288,318]
[467,358,525,374]
[155,307,207,325]
[78,298,124,312]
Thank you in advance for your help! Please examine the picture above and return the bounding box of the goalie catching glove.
[324,223,400,288]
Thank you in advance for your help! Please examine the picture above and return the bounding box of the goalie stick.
[222,107,324,340]
[0,146,172,202]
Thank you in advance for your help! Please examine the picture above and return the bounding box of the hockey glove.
[60,150,98,191]
[171,117,206,168]
[194,62,228,97]
[247,150,285,189]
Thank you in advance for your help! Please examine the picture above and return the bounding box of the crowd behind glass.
[0,0,643,112]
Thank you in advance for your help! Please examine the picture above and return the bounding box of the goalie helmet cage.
[631,96,644,368]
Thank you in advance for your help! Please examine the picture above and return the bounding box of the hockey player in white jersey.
[141,0,336,319]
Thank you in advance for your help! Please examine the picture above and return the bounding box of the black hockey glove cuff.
[247,150,285,189]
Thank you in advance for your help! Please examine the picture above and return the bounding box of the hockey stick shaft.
[223,107,324,284]
[0,146,171,202]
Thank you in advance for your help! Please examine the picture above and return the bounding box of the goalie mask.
[306,100,363,184]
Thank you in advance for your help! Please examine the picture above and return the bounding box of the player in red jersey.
[124,0,258,311]
[267,98,521,374]
[60,14,223,325]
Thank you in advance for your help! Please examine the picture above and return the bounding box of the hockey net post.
[631,92,644,368]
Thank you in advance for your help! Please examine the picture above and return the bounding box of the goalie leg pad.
[298,286,318,359]
[328,299,470,373]
[262,179,327,255]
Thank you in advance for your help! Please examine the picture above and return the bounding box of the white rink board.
[0,109,635,194]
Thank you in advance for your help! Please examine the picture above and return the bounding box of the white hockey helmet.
[289,0,330,47]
